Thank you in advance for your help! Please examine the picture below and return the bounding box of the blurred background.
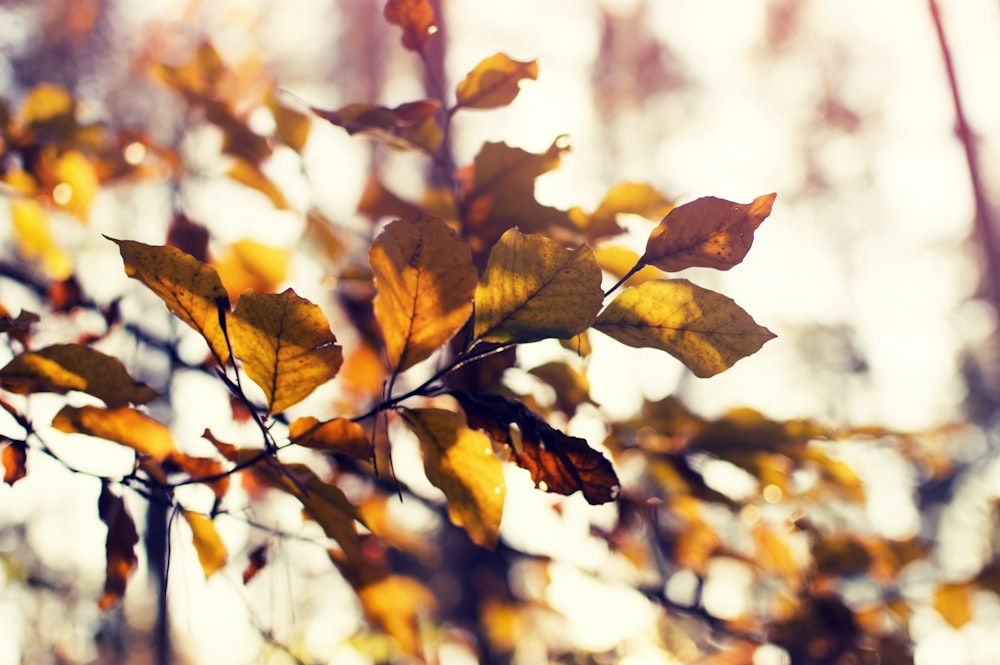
[1,0,1000,663]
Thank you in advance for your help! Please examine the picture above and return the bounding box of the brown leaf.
[0,344,159,408]
[313,100,441,153]
[2,440,27,485]
[53,405,178,462]
[97,482,139,610]
[383,0,436,51]
[288,416,371,459]
[242,543,269,584]
[456,53,538,110]
[640,193,776,272]
[452,391,620,504]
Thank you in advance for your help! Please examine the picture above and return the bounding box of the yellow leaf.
[571,181,673,241]
[402,408,505,549]
[474,228,603,344]
[594,245,662,287]
[933,582,974,628]
[640,193,776,272]
[9,197,73,279]
[230,288,342,414]
[182,510,228,578]
[383,0,436,51]
[51,150,99,220]
[212,238,290,300]
[288,416,371,459]
[370,215,476,372]
[226,158,288,209]
[52,405,178,462]
[594,279,775,377]
[456,53,538,110]
[357,574,436,655]
[108,238,230,365]
[0,344,158,408]
[20,83,75,127]
[269,463,361,559]
[267,91,311,152]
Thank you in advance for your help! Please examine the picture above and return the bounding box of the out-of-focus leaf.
[474,228,603,344]
[226,158,288,209]
[933,582,974,628]
[51,149,99,220]
[570,182,673,242]
[456,53,538,110]
[754,524,801,582]
[267,91,311,152]
[2,441,27,485]
[0,344,158,408]
[230,288,343,414]
[313,100,441,153]
[594,279,775,377]
[20,83,75,129]
[213,238,289,300]
[289,416,371,460]
[528,361,596,417]
[268,463,361,560]
[9,194,73,280]
[594,245,662,287]
[357,573,436,655]
[108,238,230,365]
[640,193,776,272]
[370,215,476,372]
[357,177,424,221]
[452,391,619,504]
[182,510,228,578]
[383,0,436,51]
[559,331,592,357]
[166,213,210,262]
[52,405,178,462]
[402,408,505,549]
[169,452,230,501]
[242,543,269,584]
[97,482,139,610]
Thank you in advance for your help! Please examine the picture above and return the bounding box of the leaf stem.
[604,261,644,298]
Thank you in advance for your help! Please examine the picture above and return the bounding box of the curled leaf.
[640,193,776,272]
[370,215,476,372]
[313,100,441,153]
[456,53,538,110]
[383,0,436,51]
[474,228,603,344]
[594,279,775,378]
[230,288,343,414]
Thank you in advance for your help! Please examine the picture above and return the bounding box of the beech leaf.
[272,463,361,560]
[97,482,139,610]
[452,391,619,505]
[640,193,776,272]
[594,279,775,377]
[571,181,673,242]
[402,408,505,549]
[182,510,228,579]
[370,215,476,372]
[53,405,178,462]
[108,238,230,365]
[289,416,371,460]
[230,288,343,415]
[313,100,441,153]
[0,344,158,408]
[456,53,538,110]
[383,0,436,51]
[473,228,603,344]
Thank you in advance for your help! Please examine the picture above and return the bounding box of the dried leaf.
[640,193,776,272]
[456,53,538,110]
[0,344,158,408]
[370,215,476,372]
[226,158,288,209]
[230,288,343,414]
[527,361,596,417]
[242,543,269,584]
[474,228,603,344]
[182,510,228,578]
[2,440,27,485]
[594,279,775,377]
[52,405,178,462]
[402,408,505,549]
[453,391,619,504]
[97,482,139,610]
[383,0,436,51]
[288,416,371,459]
[933,582,974,628]
[108,238,230,365]
[313,100,441,153]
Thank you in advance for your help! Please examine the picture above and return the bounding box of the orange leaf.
[97,482,139,610]
[456,53,538,110]
[0,344,158,408]
[383,0,436,51]
[230,288,343,414]
[357,573,436,655]
[182,510,228,578]
[2,440,27,485]
[242,543,269,584]
[52,405,178,462]
[370,215,476,372]
[640,193,776,272]
[933,582,975,628]
[288,416,371,459]
[453,392,619,505]
[226,158,288,209]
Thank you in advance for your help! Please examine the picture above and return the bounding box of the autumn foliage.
[0,2,979,664]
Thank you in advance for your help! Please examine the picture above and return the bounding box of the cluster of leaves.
[0,1,986,664]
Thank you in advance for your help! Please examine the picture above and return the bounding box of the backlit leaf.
[383,0,436,51]
[9,195,73,280]
[97,482,139,610]
[0,344,158,408]
[370,215,476,372]
[456,53,538,110]
[357,574,436,655]
[571,181,673,242]
[594,246,661,287]
[933,582,974,628]
[169,452,230,500]
[20,83,75,128]
[452,391,620,504]
[594,279,775,377]
[51,150,99,220]
[212,238,289,301]
[226,158,288,209]
[474,228,603,344]
[2,441,26,486]
[271,463,361,560]
[528,361,596,417]
[402,408,505,549]
[108,238,230,365]
[313,100,441,153]
[53,405,178,462]
[640,193,776,272]
[289,416,371,460]
[267,91,312,152]
[182,510,228,578]
[230,288,343,414]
